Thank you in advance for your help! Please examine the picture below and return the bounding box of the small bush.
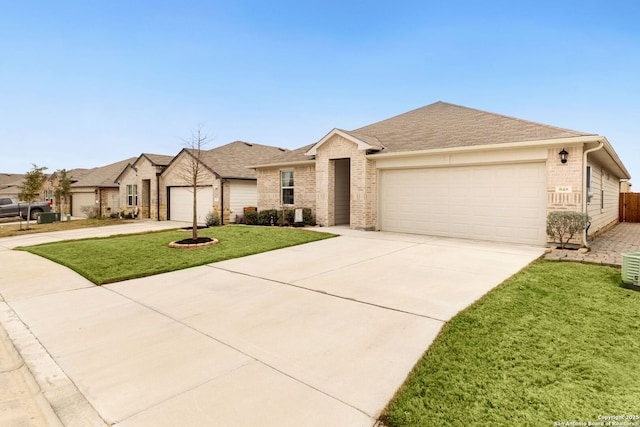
[205,211,220,227]
[80,205,99,218]
[546,211,588,248]
[258,209,278,226]
[302,208,315,226]
[120,209,135,219]
[245,211,258,225]
[246,208,315,227]
[277,209,295,226]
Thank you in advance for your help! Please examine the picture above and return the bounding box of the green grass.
[382,260,640,427]
[18,225,335,285]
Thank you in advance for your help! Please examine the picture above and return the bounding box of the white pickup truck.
[0,197,52,220]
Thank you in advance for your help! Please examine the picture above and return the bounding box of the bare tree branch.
[178,126,211,240]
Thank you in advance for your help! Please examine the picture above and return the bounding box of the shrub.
[546,211,588,248]
[258,209,278,226]
[205,211,220,227]
[245,211,258,225]
[120,209,135,219]
[80,205,99,218]
[302,208,315,226]
[246,208,315,227]
[277,209,295,226]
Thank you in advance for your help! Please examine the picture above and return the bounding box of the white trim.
[305,129,382,156]
[367,135,604,159]
[280,170,294,206]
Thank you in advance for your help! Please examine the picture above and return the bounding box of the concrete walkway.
[544,222,640,266]
[0,223,545,426]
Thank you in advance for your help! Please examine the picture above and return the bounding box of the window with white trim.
[44,190,53,203]
[281,171,294,205]
[127,184,138,206]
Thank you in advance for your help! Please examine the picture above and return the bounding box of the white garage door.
[379,163,547,245]
[228,180,257,223]
[71,192,96,217]
[169,186,213,224]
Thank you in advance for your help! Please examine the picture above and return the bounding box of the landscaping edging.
[169,238,218,249]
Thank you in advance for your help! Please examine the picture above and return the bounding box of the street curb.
[0,302,107,427]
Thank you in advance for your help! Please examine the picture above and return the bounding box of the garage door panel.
[72,193,95,218]
[169,187,213,224]
[229,181,257,223]
[380,163,546,245]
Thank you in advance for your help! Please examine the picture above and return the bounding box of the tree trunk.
[192,187,198,240]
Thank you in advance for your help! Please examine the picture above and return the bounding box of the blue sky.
[1,1,638,183]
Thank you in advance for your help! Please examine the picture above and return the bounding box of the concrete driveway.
[0,224,545,426]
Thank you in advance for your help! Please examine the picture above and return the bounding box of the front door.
[334,158,351,225]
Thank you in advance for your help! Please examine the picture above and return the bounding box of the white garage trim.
[169,186,214,224]
[228,180,257,223]
[379,162,547,245]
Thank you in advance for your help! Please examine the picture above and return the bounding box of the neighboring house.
[115,153,174,220]
[621,181,633,193]
[252,101,631,246]
[69,158,136,218]
[42,168,89,215]
[160,141,287,224]
[0,174,25,198]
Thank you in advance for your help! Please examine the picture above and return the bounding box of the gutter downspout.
[220,179,225,225]
[156,172,161,221]
[582,141,605,248]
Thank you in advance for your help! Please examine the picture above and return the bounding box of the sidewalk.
[0,220,188,427]
[544,222,640,266]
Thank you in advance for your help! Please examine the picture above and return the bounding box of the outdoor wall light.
[559,148,569,164]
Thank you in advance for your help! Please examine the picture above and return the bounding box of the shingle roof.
[348,101,594,153]
[141,153,174,166]
[72,158,137,188]
[0,173,24,189]
[196,141,288,179]
[247,143,316,167]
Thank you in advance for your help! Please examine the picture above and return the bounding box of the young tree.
[18,164,48,229]
[54,169,72,215]
[178,127,211,241]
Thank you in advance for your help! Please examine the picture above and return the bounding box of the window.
[44,190,53,203]
[281,171,294,205]
[127,184,138,206]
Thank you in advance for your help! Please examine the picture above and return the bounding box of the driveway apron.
[0,225,545,426]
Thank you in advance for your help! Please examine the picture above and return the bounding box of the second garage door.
[228,180,257,223]
[71,192,96,218]
[379,163,547,245]
[169,186,213,224]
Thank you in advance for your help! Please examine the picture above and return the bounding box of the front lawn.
[18,226,335,285]
[383,260,640,427]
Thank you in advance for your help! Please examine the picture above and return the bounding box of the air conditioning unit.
[622,253,640,286]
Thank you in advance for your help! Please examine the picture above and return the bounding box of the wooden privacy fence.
[620,192,640,223]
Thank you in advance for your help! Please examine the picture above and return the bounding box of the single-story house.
[68,158,136,218]
[0,173,25,198]
[41,168,90,215]
[159,141,287,224]
[252,101,631,246]
[115,153,174,220]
